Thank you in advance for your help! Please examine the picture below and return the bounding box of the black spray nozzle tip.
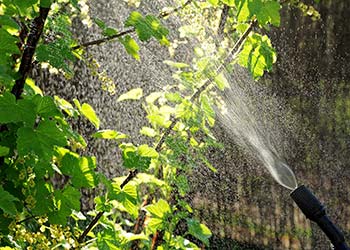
[290,185,325,221]
[290,185,349,250]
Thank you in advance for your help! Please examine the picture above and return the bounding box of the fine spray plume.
[217,67,349,249]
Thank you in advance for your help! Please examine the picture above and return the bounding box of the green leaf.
[93,129,127,140]
[259,0,280,27]
[134,173,167,188]
[119,35,140,60]
[48,186,81,225]
[32,181,54,215]
[61,152,97,188]
[80,103,100,128]
[40,0,52,8]
[0,146,10,157]
[163,60,190,69]
[32,95,61,118]
[222,0,235,6]
[54,96,78,117]
[0,16,20,30]
[121,232,148,242]
[125,11,169,45]
[94,18,106,29]
[0,187,18,215]
[103,27,118,37]
[175,175,189,197]
[238,34,276,79]
[109,177,138,218]
[117,88,143,102]
[36,39,76,74]
[147,114,171,128]
[165,92,182,103]
[17,120,67,161]
[138,144,158,158]
[13,0,38,16]
[145,92,162,104]
[187,219,212,246]
[214,73,229,91]
[140,127,156,137]
[94,18,118,37]
[207,0,219,6]
[24,78,43,96]
[235,0,280,27]
[95,195,112,212]
[144,199,171,232]
[0,92,36,125]
[120,144,152,171]
[144,199,170,219]
[200,94,215,127]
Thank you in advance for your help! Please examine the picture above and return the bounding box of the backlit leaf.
[125,11,169,45]
[120,35,140,60]
[117,88,143,102]
[93,129,127,140]
[81,103,100,128]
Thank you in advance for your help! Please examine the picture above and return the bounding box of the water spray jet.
[290,185,349,250]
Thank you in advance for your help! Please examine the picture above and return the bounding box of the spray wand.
[290,185,350,250]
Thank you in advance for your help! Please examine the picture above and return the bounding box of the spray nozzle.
[291,185,350,250]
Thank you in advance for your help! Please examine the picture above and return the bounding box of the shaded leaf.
[0,187,18,215]
[187,219,212,246]
[0,146,10,157]
[17,120,67,161]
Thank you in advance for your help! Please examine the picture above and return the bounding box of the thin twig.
[217,4,230,36]
[11,7,50,99]
[72,0,192,50]
[16,215,37,224]
[78,211,103,243]
[158,0,192,18]
[71,28,134,50]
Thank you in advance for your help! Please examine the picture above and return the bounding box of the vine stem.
[72,0,192,50]
[217,4,230,37]
[77,170,137,243]
[11,7,50,99]
[77,1,193,244]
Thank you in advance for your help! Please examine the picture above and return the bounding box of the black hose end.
[290,185,325,221]
[290,185,350,250]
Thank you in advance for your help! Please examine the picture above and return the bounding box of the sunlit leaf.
[117,88,143,102]
[140,127,157,137]
[80,103,100,128]
[93,129,127,140]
